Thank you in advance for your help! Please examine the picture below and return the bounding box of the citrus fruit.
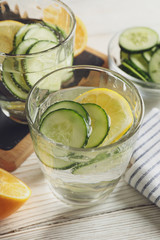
[74,16,88,57]
[43,6,87,57]
[0,20,24,53]
[75,88,134,146]
[0,168,31,220]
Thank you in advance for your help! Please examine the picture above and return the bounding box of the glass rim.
[0,0,76,57]
[26,65,144,153]
[108,31,160,89]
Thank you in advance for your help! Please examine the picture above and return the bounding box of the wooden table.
[1,0,160,239]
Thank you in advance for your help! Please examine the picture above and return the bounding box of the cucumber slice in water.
[2,71,28,100]
[40,100,90,125]
[37,149,75,170]
[72,153,111,175]
[2,58,29,93]
[119,27,159,52]
[14,23,40,47]
[15,38,38,54]
[24,26,58,43]
[40,109,89,148]
[82,103,110,148]
[24,40,58,87]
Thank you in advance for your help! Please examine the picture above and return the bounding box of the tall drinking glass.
[0,0,76,123]
[26,65,144,207]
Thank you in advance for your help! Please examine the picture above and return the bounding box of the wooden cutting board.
[0,47,108,172]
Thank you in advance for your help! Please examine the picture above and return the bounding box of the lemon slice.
[74,16,88,57]
[75,88,134,146]
[0,20,24,53]
[0,168,31,220]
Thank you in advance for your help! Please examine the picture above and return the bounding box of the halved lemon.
[75,88,134,146]
[0,168,31,220]
[0,20,24,53]
[43,5,87,57]
[74,16,88,57]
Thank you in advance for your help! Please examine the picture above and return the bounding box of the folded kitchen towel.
[124,108,160,207]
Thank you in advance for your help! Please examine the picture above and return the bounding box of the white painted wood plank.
[1,205,160,240]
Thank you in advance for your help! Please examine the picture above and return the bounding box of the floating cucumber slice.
[24,40,57,87]
[119,27,158,52]
[37,148,75,170]
[14,23,40,47]
[2,71,28,100]
[40,100,91,126]
[15,38,38,54]
[82,103,110,148]
[40,109,89,148]
[72,153,111,175]
[24,26,58,43]
[2,58,29,92]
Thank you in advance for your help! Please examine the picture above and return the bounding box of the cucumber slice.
[120,50,129,61]
[149,48,160,83]
[15,38,38,54]
[23,26,58,43]
[121,59,152,82]
[43,21,66,39]
[40,100,90,125]
[24,41,73,88]
[119,27,159,52]
[142,46,157,62]
[2,71,28,100]
[2,58,29,92]
[82,103,110,148]
[14,23,40,47]
[40,109,89,148]
[12,72,30,92]
[130,53,148,73]
[142,50,153,62]
[72,153,111,175]
[26,40,57,54]
[37,149,75,170]
[24,40,58,87]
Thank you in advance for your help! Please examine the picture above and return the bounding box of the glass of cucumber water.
[0,0,76,123]
[26,65,144,207]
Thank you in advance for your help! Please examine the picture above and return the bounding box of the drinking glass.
[0,0,76,123]
[26,65,144,207]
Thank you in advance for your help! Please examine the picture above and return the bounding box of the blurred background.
[65,0,160,53]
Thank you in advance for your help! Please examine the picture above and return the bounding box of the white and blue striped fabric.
[124,108,160,207]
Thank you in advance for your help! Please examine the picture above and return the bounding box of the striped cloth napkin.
[124,108,160,207]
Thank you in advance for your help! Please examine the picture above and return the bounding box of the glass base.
[47,177,120,207]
